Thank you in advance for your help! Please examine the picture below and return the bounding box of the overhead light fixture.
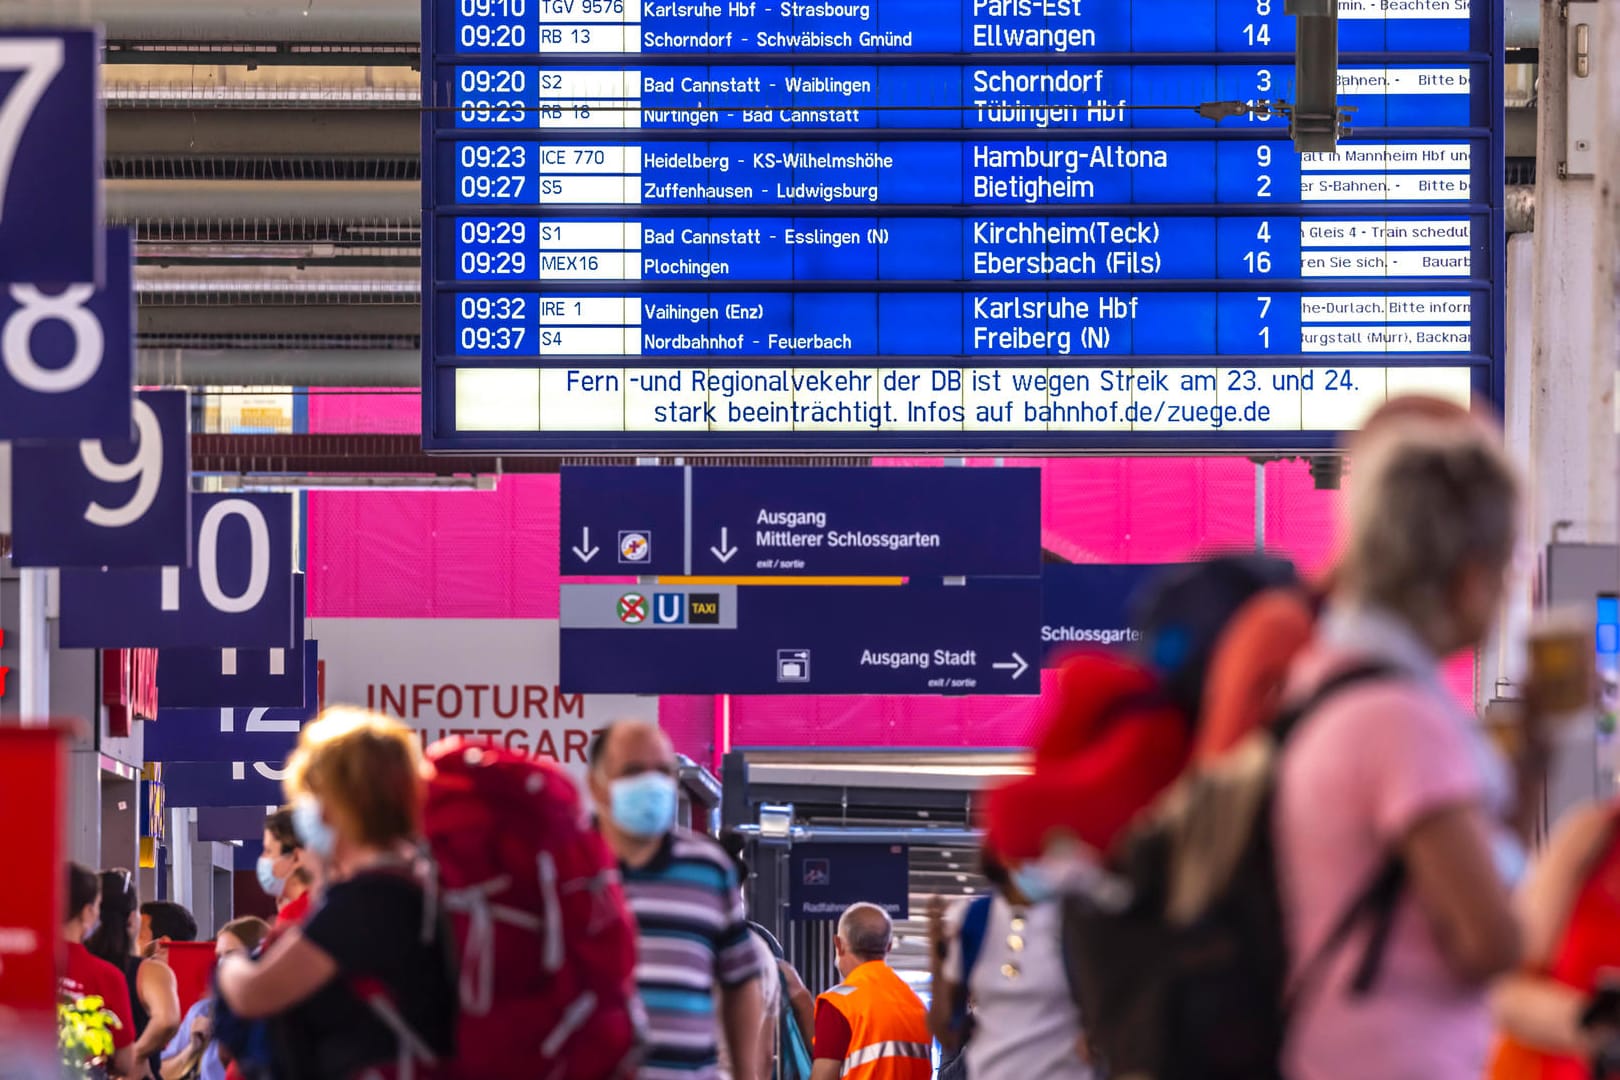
[213,474,497,492]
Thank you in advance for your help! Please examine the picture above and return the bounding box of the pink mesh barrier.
[305,392,1476,761]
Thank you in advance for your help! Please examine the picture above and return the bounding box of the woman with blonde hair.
[1272,398,1555,1080]
[216,708,456,1079]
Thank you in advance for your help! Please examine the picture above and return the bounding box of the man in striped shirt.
[590,720,765,1080]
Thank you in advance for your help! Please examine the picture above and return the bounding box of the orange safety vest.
[815,961,932,1080]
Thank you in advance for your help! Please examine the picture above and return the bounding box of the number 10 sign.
[59,492,296,649]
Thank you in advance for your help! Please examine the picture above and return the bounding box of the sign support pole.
[18,567,50,725]
[1255,461,1267,552]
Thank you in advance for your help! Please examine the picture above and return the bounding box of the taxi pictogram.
[616,593,648,624]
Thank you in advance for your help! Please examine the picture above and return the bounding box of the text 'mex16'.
[58,493,297,649]
[10,388,191,569]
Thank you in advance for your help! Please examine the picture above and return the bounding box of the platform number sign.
[0,29,103,285]
[58,493,296,649]
[10,388,191,568]
[0,228,133,440]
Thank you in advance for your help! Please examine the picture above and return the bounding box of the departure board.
[421,0,1506,453]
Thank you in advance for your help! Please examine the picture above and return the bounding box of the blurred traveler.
[139,902,199,958]
[62,863,137,1079]
[927,851,1091,1080]
[1274,401,1543,1080]
[812,903,930,1080]
[1490,800,1620,1079]
[89,870,182,1079]
[161,918,269,1080]
[589,720,763,1080]
[718,829,816,1080]
[216,707,456,1080]
[259,808,315,926]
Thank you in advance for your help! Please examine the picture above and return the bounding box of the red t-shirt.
[276,889,312,929]
[61,942,135,1050]
[813,999,852,1061]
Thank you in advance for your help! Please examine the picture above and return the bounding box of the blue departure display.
[439,290,1483,356]
[435,62,1487,130]
[420,0,1505,453]
[441,138,1486,206]
[437,0,1482,56]
[440,215,1488,281]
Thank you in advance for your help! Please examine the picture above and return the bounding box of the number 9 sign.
[0,228,132,439]
[11,388,191,567]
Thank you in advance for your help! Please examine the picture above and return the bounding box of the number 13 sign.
[11,387,190,567]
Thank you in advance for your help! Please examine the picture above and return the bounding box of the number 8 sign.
[10,388,191,567]
[58,492,296,649]
[0,228,132,439]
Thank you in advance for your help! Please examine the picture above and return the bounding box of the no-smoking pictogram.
[617,593,648,624]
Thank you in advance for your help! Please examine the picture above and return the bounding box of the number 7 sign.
[58,492,296,649]
[10,387,190,567]
[0,29,102,285]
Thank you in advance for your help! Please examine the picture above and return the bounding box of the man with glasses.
[588,720,764,1080]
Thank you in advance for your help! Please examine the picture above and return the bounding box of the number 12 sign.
[59,492,296,649]
[10,387,190,567]
[0,29,103,285]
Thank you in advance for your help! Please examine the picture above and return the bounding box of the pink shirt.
[1275,606,1511,1080]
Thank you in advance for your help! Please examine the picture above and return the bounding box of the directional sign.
[145,646,319,764]
[560,465,687,576]
[0,227,133,441]
[790,843,910,922]
[162,760,286,809]
[197,806,278,843]
[560,580,1040,695]
[1041,563,1177,665]
[0,28,103,284]
[58,493,296,648]
[158,578,308,708]
[562,465,1042,577]
[422,3,1506,454]
[10,387,190,567]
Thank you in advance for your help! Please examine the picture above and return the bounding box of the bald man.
[588,720,764,1080]
[811,904,931,1080]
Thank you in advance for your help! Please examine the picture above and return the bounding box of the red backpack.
[423,738,644,1080]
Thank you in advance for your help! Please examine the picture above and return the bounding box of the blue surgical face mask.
[292,795,337,859]
[256,854,286,898]
[1010,863,1057,905]
[610,772,678,839]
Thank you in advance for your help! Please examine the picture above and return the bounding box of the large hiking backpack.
[1058,664,1405,1080]
[423,738,643,1080]
[987,556,1303,863]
